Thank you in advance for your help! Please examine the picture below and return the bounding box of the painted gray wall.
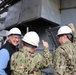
[41,0,60,24]
[61,0,76,27]
[4,0,60,29]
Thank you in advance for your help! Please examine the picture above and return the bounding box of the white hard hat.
[8,27,21,36]
[22,31,40,47]
[57,26,72,36]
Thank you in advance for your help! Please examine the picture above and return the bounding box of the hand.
[68,23,75,31]
[42,40,49,48]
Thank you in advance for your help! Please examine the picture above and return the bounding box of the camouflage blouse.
[10,47,52,75]
[53,30,76,75]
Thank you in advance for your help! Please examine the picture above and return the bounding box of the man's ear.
[33,47,37,51]
[22,42,25,47]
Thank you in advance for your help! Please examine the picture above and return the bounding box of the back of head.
[22,31,40,47]
[57,26,73,42]
[57,26,72,36]
[8,27,21,36]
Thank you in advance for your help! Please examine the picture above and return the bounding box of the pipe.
[0,0,9,9]
[26,27,29,33]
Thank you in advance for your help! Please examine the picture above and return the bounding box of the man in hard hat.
[0,27,22,75]
[53,23,76,75]
[10,31,52,75]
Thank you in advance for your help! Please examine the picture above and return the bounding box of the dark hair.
[22,41,37,48]
[58,33,73,42]
[67,34,73,42]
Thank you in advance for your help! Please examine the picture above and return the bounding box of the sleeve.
[10,48,52,72]
[35,47,52,69]
[0,49,10,75]
[73,30,76,43]
[53,48,66,75]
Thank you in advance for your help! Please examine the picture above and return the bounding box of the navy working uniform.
[53,24,76,75]
[11,31,52,75]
